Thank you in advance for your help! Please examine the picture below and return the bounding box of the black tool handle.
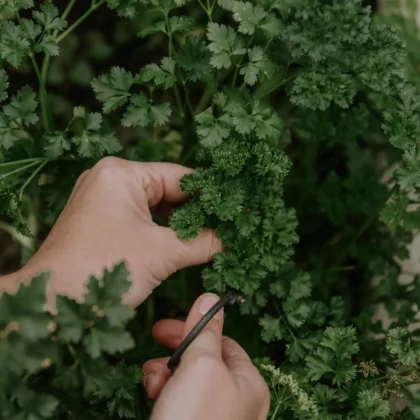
[167,291,242,372]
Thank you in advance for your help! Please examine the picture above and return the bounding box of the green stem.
[166,14,185,119]
[231,35,254,88]
[30,55,50,131]
[353,183,397,242]
[182,80,194,117]
[324,266,356,272]
[19,160,48,201]
[0,158,44,168]
[0,161,43,181]
[61,0,78,21]
[254,73,296,100]
[270,401,281,420]
[55,0,106,44]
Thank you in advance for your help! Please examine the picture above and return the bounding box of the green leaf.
[150,102,172,126]
[121,94,149,127]
[122,94,171,127]
[20,18,42,41]
[3,86,38,127]
[138,20,165,38]
[139,57,176,89]
[306,326,359,385]
[0,21,31,67]
[239,46,267,86]
[0,116,19,150]
[195,107,230,147]
[14,387,58,419]
[259,314,283,343]
[176,36,212,82]
[291,65,357,110]
[231,1,267,35]
[207,23,246,69]
[83,328,134,359]
[43,132,71,159]
[169,15,194,34]
[33,2,67,32]
[37,34,60,56]
[170,199,204,240]
[0,69,9,102]
[386,327,420,366]
[0,0,33,11]
[55,296,86,343]
[0,273,50,341]
[91,67,134,114]
[283,299,310,327]
[71,112,122,158]
[355,388,390,419]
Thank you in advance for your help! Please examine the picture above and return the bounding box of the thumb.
[180,293,224,363]
[166,228,223,272]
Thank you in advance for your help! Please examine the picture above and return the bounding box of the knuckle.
[93,156,124,172]
[91,157,127,184]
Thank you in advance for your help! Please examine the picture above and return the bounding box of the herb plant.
[1,0,420,418]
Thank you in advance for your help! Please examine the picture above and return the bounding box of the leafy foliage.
[1,0,420,418]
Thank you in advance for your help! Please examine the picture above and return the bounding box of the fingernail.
[198,294,222,319]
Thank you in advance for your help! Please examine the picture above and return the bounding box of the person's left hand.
[0,157,223,307]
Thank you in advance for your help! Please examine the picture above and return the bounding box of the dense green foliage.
[2,0,420,418]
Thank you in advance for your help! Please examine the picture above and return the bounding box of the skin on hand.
[143,293,271,420]
[0,157,270,418]
[0,157,223,307]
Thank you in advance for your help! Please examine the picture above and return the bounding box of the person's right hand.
[142,293,271,420]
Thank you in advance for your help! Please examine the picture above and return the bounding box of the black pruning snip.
[167,290,244,373]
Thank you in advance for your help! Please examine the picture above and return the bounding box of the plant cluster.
[2,0,420,418]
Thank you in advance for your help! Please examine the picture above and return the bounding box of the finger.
[152,319,184,349]
[65,169,90,207]
[221,336,253,373]
[128,162,194,207]
[222,337,271,419]
[180,293,224,363]
[142,357,171,400]
[165,228,223,272]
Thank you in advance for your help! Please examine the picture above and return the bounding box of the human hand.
[143,293,270,420]
[1,157,222,307]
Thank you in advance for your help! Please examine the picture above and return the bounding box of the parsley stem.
[0,158,44,168]
[232,35,254,88]
[182,80,194,117]
[55,0,106,44]
[270,401,281,420]
[30,55,51,132]
[61,0,78,21]
[353,183,397,242]
[0,161,43,181]
[166,14,185,119]
[19,160,48,201]
[254,72,297,100]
